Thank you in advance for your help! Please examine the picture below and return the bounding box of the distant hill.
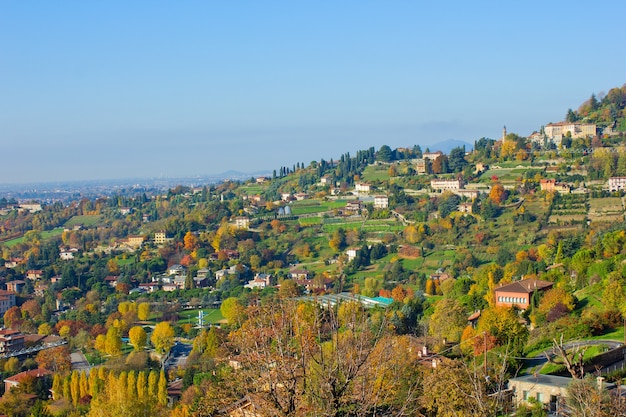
[424,139,474,153]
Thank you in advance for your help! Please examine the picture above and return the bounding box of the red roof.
[495,279,553,294]
[4,369,52,384]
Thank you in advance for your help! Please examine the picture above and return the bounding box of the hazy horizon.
[2,1,625,184]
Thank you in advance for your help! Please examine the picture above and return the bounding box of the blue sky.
[1,1,625,184]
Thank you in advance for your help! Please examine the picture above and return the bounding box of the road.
[524,339,623,375]
[164,341,192,371]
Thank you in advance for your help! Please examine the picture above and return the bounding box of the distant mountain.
[424,139,474,154]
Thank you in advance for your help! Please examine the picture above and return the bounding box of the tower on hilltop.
[502,125,507,142]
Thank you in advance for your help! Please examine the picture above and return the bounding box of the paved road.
[524,339,623,374]
[164,342,192,371]
[71,351,91,371]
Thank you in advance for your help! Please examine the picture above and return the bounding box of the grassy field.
[65,215,103,228]
[176,308,224,325]
[2,227,64,247]
[361,165,391,182]
[290,200,346,215]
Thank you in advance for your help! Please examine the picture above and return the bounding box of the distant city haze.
[1,1,625,184]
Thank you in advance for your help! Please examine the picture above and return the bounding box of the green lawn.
[2,227,64,247]
[65,215,103,228]
[361,165,391,182]
[177,308,224,325]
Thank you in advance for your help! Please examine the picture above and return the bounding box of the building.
[346,248,359,261]
[540,179,570,194]
[154,231,167,245]
[104,276,119,288]
[544,122,597,147]
[413,158,427,174]
[494,279,553,309]
[244,273,273,289]
[430,178,464,191]
[458,202,473,213]
[234,217,250,230]
[0,329,25,353]
[0,291,17,315]
[125,235,145,249]
[4,369,52,394]
[608,177,626,192]
[5,281,25,293]
[60,250,75,260]
[26,270,43,280]
[344,200,362,213]
[423,151,443,161]
[373,195,389,209]
[18,203,42,213]
[354,183,371,193]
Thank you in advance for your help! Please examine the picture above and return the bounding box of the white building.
[430,178,463,191]
[608,177,626,192]
[373,195,389,209]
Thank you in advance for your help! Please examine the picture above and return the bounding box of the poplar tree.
[79,370,89,399]
[136,371,147,400]
[147,370,158,398]
[70,370,80,406]
[157,369,168,406]
[127,370,137,400]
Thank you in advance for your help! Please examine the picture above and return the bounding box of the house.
[162,283,178,292]
[34,284,49,297]
[431,178,463,191]
[467,310,481,328]
[608,177,626,192]
[125,235,145,249]
[355,182,371,194]
[119,207,133,215]
[540,179,570,194]
[0,329,25,353]
[346,248,359,262]
[59,250,75,260]
[494,279,553,310]
[373,195,389,209]
[18,203,42,213]
[458,203,473,213]
[138,282,159,293]
[4,369,52,394]
[344,200,362,213]
[26,270,43,280]
[255,176,268,184]
[320,175,332,185]
[154,231,168,245]
[294,193,309,201]
[234,217,250,230]
[5,281,25,293]
[168,264,186,276]
[0,291,16,315]
[289,269,311,280]
[104,276,119,288]
[423,151,443,161]
[413,158,427,174]
[544,122,597,147]
[244,273,273,289]
[507,375,614,413]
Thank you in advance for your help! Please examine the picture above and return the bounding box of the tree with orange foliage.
[3,306,22,329]
[489,183,506,205]
[36,345,72,372]
[183,231,198,252]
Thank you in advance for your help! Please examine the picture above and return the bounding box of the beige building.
[154,231,167,244]
[430,178,463,191]
[608,176,626,192]
[544,122,597,146]
[373,195,389,209]
[234,217,250,230]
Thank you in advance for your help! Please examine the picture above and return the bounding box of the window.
[523,390,529,401]
[536,392,544,402]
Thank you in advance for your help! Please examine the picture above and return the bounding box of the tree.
[35,345,72,373]
[448,146,468,173]
[428,298,467,342]
[129,326,147,351]
[137,302,150,321]
[220,297,246,326]
[183,231,198,252]
[489,183,506,205]
[157,370,168,406]
[151,322,175,355]
[105,326,122,356]
[377,145,393,162]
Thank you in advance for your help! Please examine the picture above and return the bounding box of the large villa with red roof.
[494,279,553,310]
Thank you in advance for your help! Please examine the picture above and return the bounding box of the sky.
[1,1,625,184]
